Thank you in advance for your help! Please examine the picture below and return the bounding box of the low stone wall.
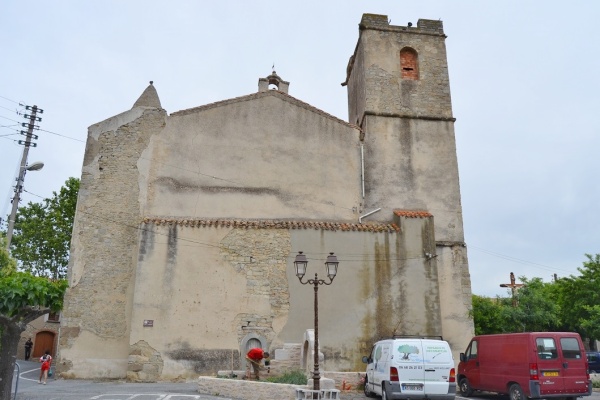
[198,376,300,400]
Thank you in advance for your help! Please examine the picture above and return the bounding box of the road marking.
[90,395,203,399]
[18,367,42,382]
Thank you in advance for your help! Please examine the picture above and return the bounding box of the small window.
[400,47,419,80]
[47,312,60,323]
[560,337,582,359]
[536,337,558,359]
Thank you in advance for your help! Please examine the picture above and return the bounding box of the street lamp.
[5,161,44,251]
[293,251,339,395]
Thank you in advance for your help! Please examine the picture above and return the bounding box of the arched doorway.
[239,333,267,369]
[33,331,56,359]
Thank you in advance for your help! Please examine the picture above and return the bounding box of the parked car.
[362,336,456,400]
[457,332,592,400]
[586,351,600,373]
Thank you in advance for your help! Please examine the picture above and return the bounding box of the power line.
[0,114,22,124]
[17,186,583,273]
[37,128,85,143]
[0,104,23,113]
[18,188,430,263]
[0,94,21,105]
[468,245,576,275]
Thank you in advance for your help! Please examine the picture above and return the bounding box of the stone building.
[58,14,474,381]
[17,313,60,361]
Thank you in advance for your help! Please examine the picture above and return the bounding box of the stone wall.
[59,106,167,378]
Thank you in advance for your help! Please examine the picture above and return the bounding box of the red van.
[457,332,592,400]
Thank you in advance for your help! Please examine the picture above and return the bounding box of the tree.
[472,277,561,335]
[501,277,561,332]
[556,254,600,347]
[10,177,79,279]
[470,294,509,335]
[0,272,67,399]
[0,237,17,276]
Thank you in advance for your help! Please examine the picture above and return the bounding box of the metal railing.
[13,362,20,400]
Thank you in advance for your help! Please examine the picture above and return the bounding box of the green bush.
[593,379,600,388]
[265,370,308,385]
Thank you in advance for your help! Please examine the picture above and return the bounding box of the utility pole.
[499,272,524,307]
[5,105,43,251]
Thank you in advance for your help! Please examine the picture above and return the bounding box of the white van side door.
[365,345,376,394]
[373,342,391,395]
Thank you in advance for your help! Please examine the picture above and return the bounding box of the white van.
[362,337,456,400]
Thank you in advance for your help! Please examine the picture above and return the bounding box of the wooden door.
[33,331,55,359]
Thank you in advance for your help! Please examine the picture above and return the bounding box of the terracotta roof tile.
[142,217,400,233]
[393,210,432,218]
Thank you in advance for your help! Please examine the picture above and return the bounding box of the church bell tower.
[344,14,474,348]
[344,14,463,244]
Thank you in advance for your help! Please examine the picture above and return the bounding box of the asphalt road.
[11,360,227,400]
[11,360,375,400]
[11,361,600,400]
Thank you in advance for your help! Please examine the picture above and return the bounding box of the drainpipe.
[361,143,365,199]
[359,208,381,224]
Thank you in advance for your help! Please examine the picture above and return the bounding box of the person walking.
[38,350,52,385]
[24,338,33,360]
[245,348,269,380]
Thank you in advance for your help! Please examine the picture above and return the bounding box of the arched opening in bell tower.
[400,47,419,80]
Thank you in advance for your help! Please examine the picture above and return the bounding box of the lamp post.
[293,251,339,395]
[5,161,44,251]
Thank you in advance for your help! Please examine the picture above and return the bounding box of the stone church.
[58,14,474,380]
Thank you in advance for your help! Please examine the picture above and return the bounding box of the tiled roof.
[393,210,432,218]
[170,90,361,131]
[142,217,399,233]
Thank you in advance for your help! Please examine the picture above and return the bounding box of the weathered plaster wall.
[129,225,292,380]
[362,117,464,242]
[436,244,474,361]
[284,216,441,372]
[125,213,440,379]
[142,94,362,220]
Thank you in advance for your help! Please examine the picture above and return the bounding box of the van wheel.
[381,382,388,400]
[363,376,375,398]
[509,383,525,400]
[459,378,473,397]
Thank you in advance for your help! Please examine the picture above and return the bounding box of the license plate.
[402,384,424,391]
[543,371,559,376]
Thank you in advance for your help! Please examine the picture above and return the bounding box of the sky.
[1,1,599,297]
